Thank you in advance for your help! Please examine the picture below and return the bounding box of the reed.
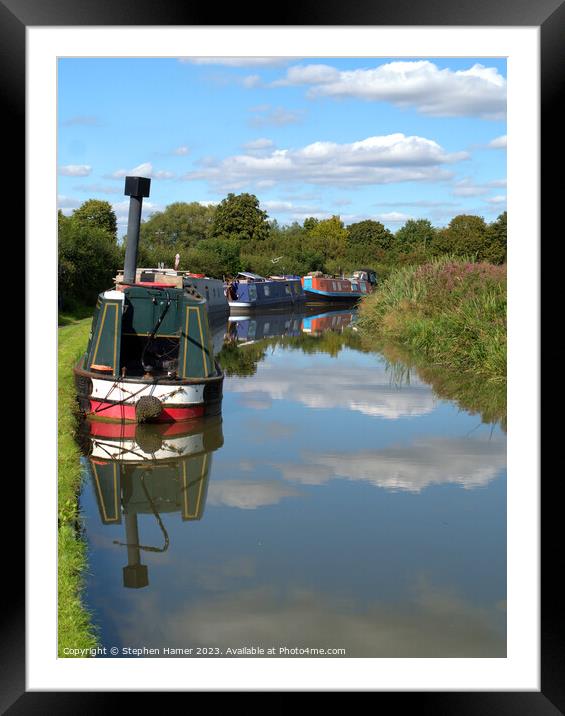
[358,257,507,387]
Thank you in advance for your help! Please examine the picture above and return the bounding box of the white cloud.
[243,138,275,152]
[377,199,459,208]
[57,195,82,212]
[485,195,507,205]
[179,57,296,67]
[248,105,303,127]
[226,360,436,420]
[173,145,190,156]
[374,211,413,223]
[109,162,175,180]
[488,134,507,149]
[274,60,506,119]
[73,183,122,195]
[59,164,92,177]
[183,133,468,191]
[207,480,300,509]
[451,177,507,197]
[242,74,262,89]
[116,581,505,657]
[275,435,506,493]
[112,200,164,225]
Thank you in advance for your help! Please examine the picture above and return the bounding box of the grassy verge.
[58,317,99,656]
[358,257,506,417]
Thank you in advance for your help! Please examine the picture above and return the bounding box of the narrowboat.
[81,415,223,589]
[73,176,223,424]
[182,273,229,318]
[116,269,229,319]
[226,272,306,314]
[301,268,377,302]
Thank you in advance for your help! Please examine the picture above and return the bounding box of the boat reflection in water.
[226,308,355,344]
[81,416,223,589]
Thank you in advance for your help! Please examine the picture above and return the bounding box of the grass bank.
[358,257,506,393]
[58,315,98,656]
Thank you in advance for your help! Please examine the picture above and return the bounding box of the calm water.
[79,308,506,658]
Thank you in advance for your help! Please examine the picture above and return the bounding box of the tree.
[394,219,436,251]
[484,212,507,264]
[59,211,121,307]
[139,202,215,252]
[185,238,241,277]
[347,220,393,251]
[303,217,319,232]
[306,216,348,263]
[71,199,117,239]
[212,193,270,242]
[434,214,488,258]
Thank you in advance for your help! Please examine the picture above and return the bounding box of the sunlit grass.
[358,257,506,412]
[58,317,99,656]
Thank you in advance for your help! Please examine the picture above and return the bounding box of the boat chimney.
[123,176,151,284]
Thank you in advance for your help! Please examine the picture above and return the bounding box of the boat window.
[264,285,271,296]
[332,282,337,291]
[248,285,257,301]
[285,285,291,295]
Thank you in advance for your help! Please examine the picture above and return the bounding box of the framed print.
[8,0,558,707]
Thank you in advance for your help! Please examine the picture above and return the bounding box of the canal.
[78,307,506,658]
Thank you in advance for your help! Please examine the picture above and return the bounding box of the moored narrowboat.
[301,269,377,302]
[73,176,223,424]
[226,272,305,314]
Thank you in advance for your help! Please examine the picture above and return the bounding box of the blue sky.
[58,57,507,238]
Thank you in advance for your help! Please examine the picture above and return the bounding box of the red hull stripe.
[89,400,205,423]
[87,419,203,438]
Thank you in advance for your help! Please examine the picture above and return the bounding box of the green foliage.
[212,192,271,242]
[185,238,241,277]
[394,219,436,250]
[58,319,99,655]
[71,199,118,239]
[358,257,507,388]
[139,201,215,252]
[483,212,507,264]
[433,214,489,259]
[59,208,122,307]
[305,216,348,261]
[348,219,393,250]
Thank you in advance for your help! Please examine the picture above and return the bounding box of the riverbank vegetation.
[58,317,98,655]
[357,257,507,393]
[58,193,506,309]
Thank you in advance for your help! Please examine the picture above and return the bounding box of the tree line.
[58,192,507,308]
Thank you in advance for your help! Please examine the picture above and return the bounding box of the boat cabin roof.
[237,271,266,281]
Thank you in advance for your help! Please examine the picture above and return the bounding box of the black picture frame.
[11,0,557,708]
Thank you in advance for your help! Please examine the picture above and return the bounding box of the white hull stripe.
[90,433,205,461]
[90,377,204,406]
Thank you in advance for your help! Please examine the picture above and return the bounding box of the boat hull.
[303,288,364,302]
[74,361,223,424]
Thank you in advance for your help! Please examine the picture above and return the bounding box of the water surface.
[80,308,506,658]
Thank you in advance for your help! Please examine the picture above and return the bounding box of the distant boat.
[301,268,377,302]
[226,272,306,314]
[73,176,223,424]
[182,273,229,318]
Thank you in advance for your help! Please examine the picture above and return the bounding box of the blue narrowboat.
[226,272,306,314]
